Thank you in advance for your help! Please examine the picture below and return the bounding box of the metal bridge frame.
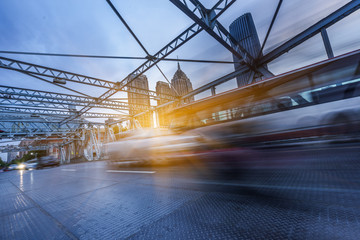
[152,0,360,111]
[1,0,359,162]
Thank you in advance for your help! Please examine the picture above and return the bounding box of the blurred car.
[104,129,206,166]
[3,163,27,171]
[17,163,27,170]
[25,159,39,170]
[37,155,60,169]
[3,164,18,171]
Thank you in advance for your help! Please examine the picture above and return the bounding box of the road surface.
[1,143,360,239]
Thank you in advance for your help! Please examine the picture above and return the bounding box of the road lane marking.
[106,170,155,174]
[61,169,77,172]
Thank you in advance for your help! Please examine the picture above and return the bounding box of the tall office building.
[229,13,264,87]
[171,63,194,103]
[7,152,18,163]
[156,81,173,105]
[127,74,152,128]
[155,81,173,128]
[155,63,194,128]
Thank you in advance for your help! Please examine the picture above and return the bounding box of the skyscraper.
[156,81,173,105]
[127,74,152,128]
[229,13,264,87]
[155,81,173,128]
[171,63,194,103]
[155,63,194,128]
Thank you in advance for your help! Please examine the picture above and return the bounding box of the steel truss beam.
[0,50,237,64]
[0,56,174,100]
[0,120,104,139]
[0,106,127,118]
[0,118,87,124]
[0,98,117,111]
[0,115,89,126]
[170,0,273,78]
[0,85,147,110]
[260,0,360,65]
[0,121,80,137]
[0,144,53,153]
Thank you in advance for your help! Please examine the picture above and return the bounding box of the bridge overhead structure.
[152,0,360,112]
[0,0,236,139]
[0,0,359,161]
[0,120,81,136]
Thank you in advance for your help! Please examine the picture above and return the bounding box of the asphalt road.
[1,143,360,239]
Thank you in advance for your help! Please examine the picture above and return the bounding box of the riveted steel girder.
[0,106,127,118]
[0,84,148,110]
[0,56,174,101]
[260,0,360,65]
[0,121,80,137]
[170,0,273,78]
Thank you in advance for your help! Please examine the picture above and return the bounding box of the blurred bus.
[169,50,360,147]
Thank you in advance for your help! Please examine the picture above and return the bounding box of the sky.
[0,0,360,160]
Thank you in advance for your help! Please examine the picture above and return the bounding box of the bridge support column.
[321,28,334,58]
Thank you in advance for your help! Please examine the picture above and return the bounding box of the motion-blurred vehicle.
[25,159,39,170]
[3,163,26,171]
[37,156,60,169]
[106,50,360,170]
[160,50,360,177]
[169,50,360,147]
[17,163,27,170]
[104,129,205,166]
[3,164,18,171]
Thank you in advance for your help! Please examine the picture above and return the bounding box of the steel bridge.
[1,0,360,163]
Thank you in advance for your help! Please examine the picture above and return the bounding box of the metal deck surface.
[1,143,360,239]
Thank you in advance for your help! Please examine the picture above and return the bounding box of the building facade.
[155,81,173,128]
[171,63,194,104]
[6,152,18,163]
[155,63,194,128]
[127,74,153,128]
[229,13,265,87]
